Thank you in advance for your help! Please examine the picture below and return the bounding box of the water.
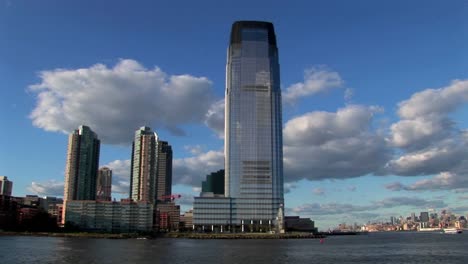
[1,232,467,263]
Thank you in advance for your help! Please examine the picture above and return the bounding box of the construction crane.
[160,194,182,202]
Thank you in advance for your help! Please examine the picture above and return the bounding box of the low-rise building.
[155,202,180,231]
[180,209,193,230]
[285,216,317,233]
[65,200,153,233]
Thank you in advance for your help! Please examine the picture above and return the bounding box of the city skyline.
[1,1,468,229]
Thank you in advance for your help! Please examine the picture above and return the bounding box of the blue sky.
[1,0,468,230]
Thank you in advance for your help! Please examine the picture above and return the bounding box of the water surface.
[1,232,467,263]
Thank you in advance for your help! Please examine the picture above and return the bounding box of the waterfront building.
[156,140,172,202]
[0,195,18,230]
[64,125,100,201]
[0,176,13,196]
[180,209,193,230]
[420,211,429,228]
[194,21,284,233]
[284,216,317,233]
[97,167,112,201]
[155,202,180,231]
[130,126,158,203]
[64,199,153,233]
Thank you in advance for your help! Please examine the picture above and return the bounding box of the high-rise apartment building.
[194,21,284,232]
[0,176,13,196]
[156,141,172,202]
[64,125,100,201]
[97,167,112,201]
[130,126,158,203]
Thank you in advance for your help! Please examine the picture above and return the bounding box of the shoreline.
[0,231,326,240]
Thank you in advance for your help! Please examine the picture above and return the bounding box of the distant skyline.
[1,0,468,229]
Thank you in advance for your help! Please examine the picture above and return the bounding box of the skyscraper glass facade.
[194,21,284,232]
[226,21,283,226]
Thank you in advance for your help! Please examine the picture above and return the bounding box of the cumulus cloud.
[397,80,468,120]
[29,59,214,145]
[293,196,447,216]
[384,140,468,176]
[103,159,131,180]
[389,79,468,150]
[112,180,130,195]
[384,79,468,189]
[283,105,390,181]
[283,66,344,104]
[385,172,468,192]
[184,145,205,155]
[173,150,224,186]
[204,99,225,138]
[28,180,64,197]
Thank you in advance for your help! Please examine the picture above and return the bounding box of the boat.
[442,228,462,234]
[418,227,442,232]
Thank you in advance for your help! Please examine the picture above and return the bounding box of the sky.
[1,0,468,230]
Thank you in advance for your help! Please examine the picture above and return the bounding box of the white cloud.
[184,145,205,155]
[28,180,64,197]
[389,117,453,149]
[384,78,468,187]
[29,59,214,145]
[293,196,447,216]
[112,180,130,195]
[283,66,344,104]
[384,140,467,176]
[386,172,468,192]
[283,105,390,181]
[204,99,225,138]
[389,79,468,150]
[397,79,468,120]
[102,159,131,181]
[173,150,224,186]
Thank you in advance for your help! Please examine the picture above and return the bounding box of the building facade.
[130,127,158,203]
[156,141,172,202]
[64,125,100,201]
[97,167,112,201]
[194,21,284,232]
[64,200,153,233]
[0,176,13,196]
[155,202,180,231]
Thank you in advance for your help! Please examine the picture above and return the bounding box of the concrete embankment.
[162,232,326,239]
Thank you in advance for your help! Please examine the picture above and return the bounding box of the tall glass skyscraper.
[225,21,284,225]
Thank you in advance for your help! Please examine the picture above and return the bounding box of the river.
[1,232,467,263]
